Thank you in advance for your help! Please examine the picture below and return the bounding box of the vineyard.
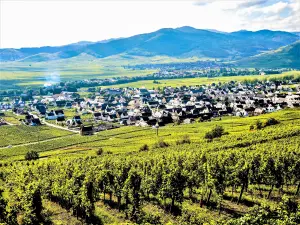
[1,109,299,162]
[0,108,300,224]
[0,125,74,148]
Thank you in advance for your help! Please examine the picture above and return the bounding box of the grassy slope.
[0,109,299,224]
[0,124,74,147]
[3,108,299,225]
[237,41,300,68]
[1,108,299,163]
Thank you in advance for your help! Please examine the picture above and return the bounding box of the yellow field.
[101,71,300,89]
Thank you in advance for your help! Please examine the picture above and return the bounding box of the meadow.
[2,53,299,91]
[0,55,203,90]
[0,65,156,89]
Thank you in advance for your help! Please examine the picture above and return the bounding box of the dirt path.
[43,121,80,133]
[2,120,15,126]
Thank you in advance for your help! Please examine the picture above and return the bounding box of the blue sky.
[0,0,299,48]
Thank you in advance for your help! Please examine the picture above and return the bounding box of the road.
[43,121,80,133]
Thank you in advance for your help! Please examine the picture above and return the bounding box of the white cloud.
[261,1,289,13]
[0,0,299,48]
[233,0,299,31]
[244,1,290,14]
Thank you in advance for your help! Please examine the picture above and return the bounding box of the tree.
[262,157,283,199]
[79,176,96,222]
[237,162,249,204]
[123,169,142,222]
[98,169,114,204]
[205,125,225,140]
[20,184,44,225]
[113,163,130,210]
[25,151,39,160]
[256,120,263,130]
[294,159,300,196]
[139,144,149,152]
[159,162,186,212]
[250,155,263,196]
[96,148,104,156]
[265,118,279,127]
[0,189,7,222]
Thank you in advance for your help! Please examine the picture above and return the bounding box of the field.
[0,64,156,89]
[2,53,299,91]
[0,55,203,90]
[0,125,73,148]
[100,70,300,89]
[1,108,299,224]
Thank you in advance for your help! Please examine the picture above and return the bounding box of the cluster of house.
[1,76,299,135]
[89,83,299,126]
[2,79,299,132]
[19,68,290,98]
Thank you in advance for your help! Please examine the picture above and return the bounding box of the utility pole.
[154,123,159,137]
[37,125,40,147]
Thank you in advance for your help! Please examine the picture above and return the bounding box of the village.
[0,68,291,98]
[0,74,299,136]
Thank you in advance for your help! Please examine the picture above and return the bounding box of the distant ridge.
[236,41,300,68]
[0,27,299,62]
[293,32,300,37]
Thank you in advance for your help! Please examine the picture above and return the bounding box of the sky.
[0,0,299,48]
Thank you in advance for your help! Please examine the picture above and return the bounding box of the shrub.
[204,131,214,140]
[249,125,254,130]
[153,139,169,149]
[25,151,39,160]
[205,125,225,140]
[140,212,162,224]
[176,135,191,145]
[265,118,279,127]
[96,148,103,156]
[139,144,149,152]
[256,120,263,130]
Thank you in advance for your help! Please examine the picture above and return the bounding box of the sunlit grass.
[101,71,300,89]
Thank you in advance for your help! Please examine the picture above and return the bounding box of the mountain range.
[0,26,299,67]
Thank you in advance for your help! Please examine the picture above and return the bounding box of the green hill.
[236,41,300,68]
